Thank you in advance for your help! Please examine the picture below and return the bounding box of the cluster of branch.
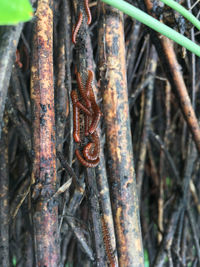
[0,0,200,266]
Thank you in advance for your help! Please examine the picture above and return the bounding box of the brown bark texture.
[30,0,59,266]
[98,4,144,266]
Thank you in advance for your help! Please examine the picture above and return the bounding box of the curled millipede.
[72,12,83,44]
[71,91,80,143]
[101,218,116,267]
[84,0,92,25]
[75,149,99,167]
[83,131,100,161]
[76,72,91,108]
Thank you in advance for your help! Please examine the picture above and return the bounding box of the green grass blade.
[160,0,200,31]
[101,0,200,57]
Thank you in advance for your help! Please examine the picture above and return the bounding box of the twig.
[0,24,23,137]
[98,3,144,265]
[31,0,59,265]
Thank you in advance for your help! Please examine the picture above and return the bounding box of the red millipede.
[84,0,92,25]
[88,106,102,134]
[71,91,80,143]
[71,89,92,116]
[76,101,92,116]
[71,90,79,104]
[76,72,91,108]
[84,113,90,136]
[101,218,116,267]
[75,149,100,167]
[83,131,100,161]
[72,12,83,44]
[85,70,102,134]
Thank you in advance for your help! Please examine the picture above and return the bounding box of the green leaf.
[12,256,17,266]
[0,0,33,25]
[144,249,149,267]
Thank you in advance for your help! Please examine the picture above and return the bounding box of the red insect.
[76,72,91,108]
[72,12,83,44]
[75,149,99,168]
[84,113,90,136]
[76,101,92,116]
[88,107,102,134]
[85,70,102,134]
[71,91,81,143]
[101,218,116,267]
[85,70,94,98]
[71,69,102,168]
[71,90,92,115]
[84,0,92,25]
[85,70,95,97]
[83,131,100,161]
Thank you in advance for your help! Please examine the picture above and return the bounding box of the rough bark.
[98,3,144,266]
[30,0,59,265]
[0,113,9,267]
[0,24,23,137]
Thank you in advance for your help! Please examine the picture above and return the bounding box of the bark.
[0,24,23,137]
[30,0,59,265]
[136,46,158,200]
[0,113,9,267]
[98,3,144,266]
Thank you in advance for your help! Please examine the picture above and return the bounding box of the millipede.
[84,0,92,25]
[72,12,83,44]
[75,149,100,168]
[86,70,96,102]
[88,106,102,134]
[71,91,81,143]
[71,89,92,116]
[76,71,91,108]
[101,218,116,267]
[71,66,101,167]
[85,70,102,134]
[84,113,90,136]
[83,131,100,161]
[76,101,92,116]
